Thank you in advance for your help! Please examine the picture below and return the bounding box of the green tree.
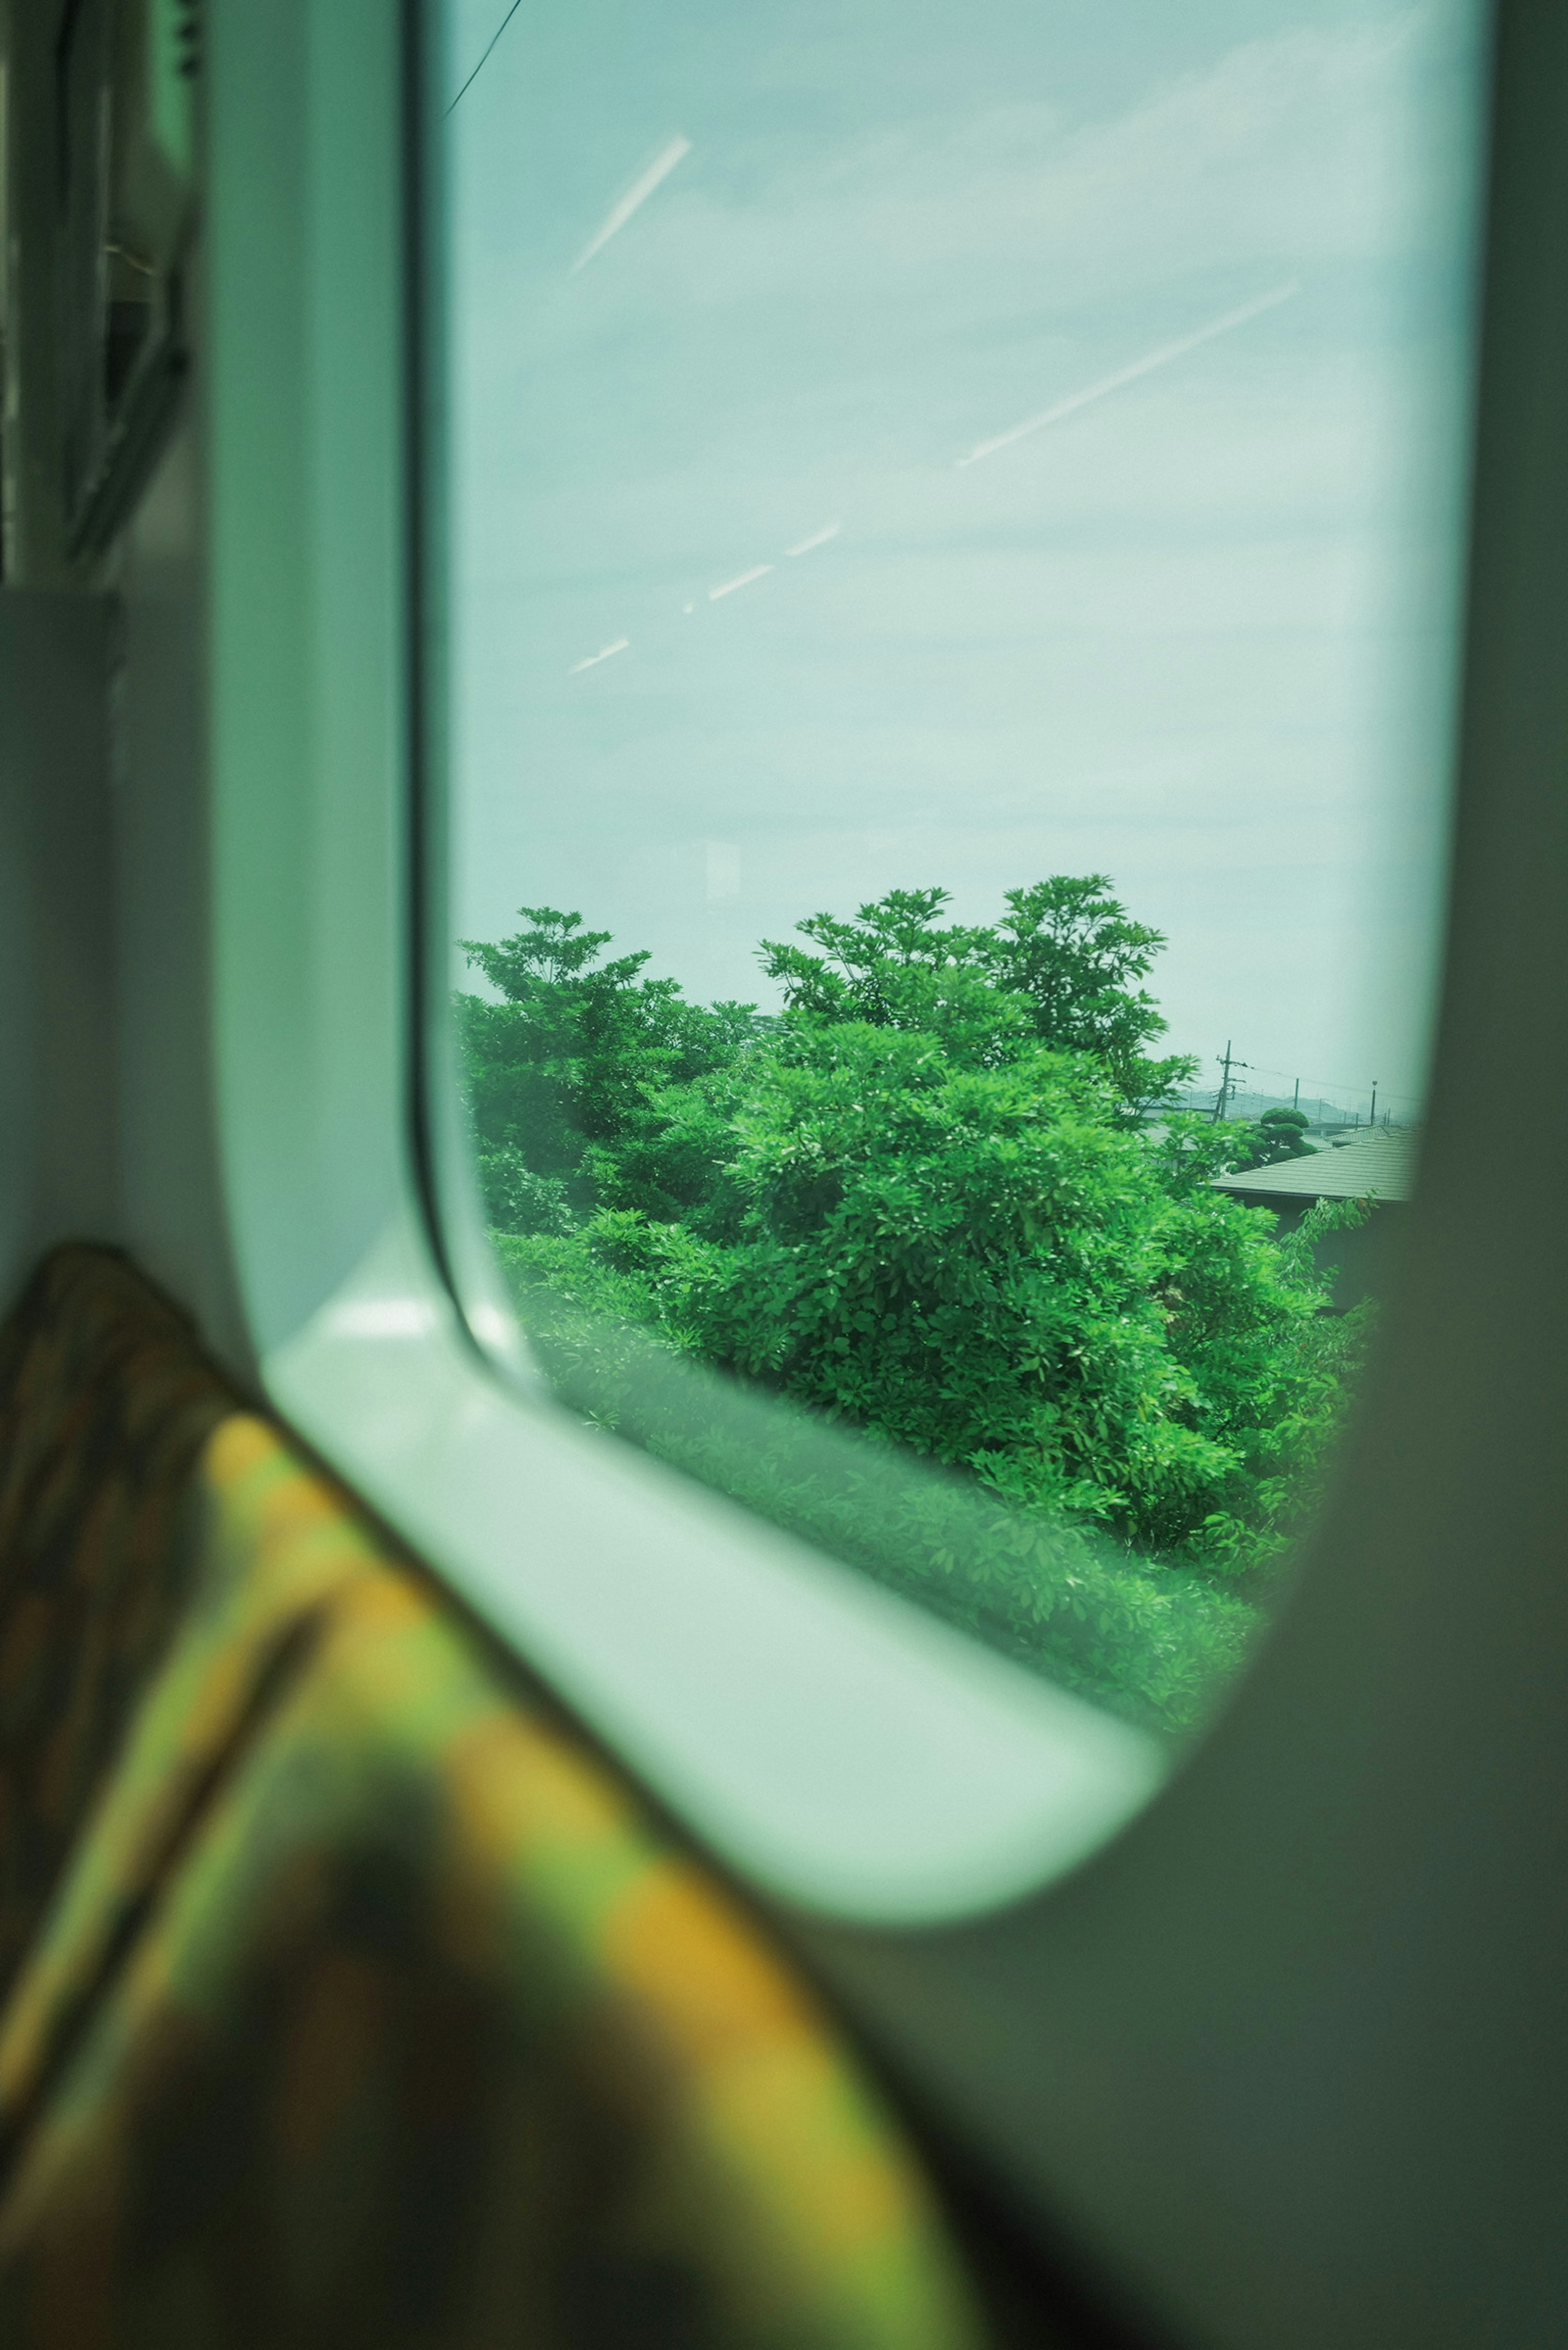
[571,1030,1353,1564]
[460,882,1369,1732]
[457,907,760,1222]
[1231,1106,1318,1172]
[759,877,1195,1116]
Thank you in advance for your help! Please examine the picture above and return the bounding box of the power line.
[1242,1059,1423,1107]
[446,0,524,114]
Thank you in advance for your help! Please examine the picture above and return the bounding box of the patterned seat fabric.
[0,1249,235,2009]
[0,1248,985,2350]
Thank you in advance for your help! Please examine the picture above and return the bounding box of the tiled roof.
[1212,1126,1417,1203]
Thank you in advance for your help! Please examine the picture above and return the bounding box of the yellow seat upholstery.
[0,1251,984,2350]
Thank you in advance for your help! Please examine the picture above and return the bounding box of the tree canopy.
[458,905,763,1221]
[758,876,1194,1115]
[456,880,1367,1735]
[1231,1105,1319,1172]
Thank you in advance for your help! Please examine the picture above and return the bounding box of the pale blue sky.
[439,0,1484,1115]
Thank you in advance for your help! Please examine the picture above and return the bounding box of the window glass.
[436,0,1484,1740]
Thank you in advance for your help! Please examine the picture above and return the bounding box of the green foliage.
[760,876,1195,1117]
[1229,1105,1319,1172]
[457,907,763,1218]
[475,1147,575,1238]
[458,881,1370,1737]
[494,1230,1252,1737]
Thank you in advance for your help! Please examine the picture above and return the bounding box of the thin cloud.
[709,564,773,601]
[956,280,1301,468]
[785,522,842,556]
[568,637,630,675]
[573,136,693,272]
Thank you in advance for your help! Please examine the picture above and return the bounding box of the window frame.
[205,1,1568,2343]
[209,0,1169,1934]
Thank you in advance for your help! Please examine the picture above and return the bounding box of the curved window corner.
[265,1204,1166,1925]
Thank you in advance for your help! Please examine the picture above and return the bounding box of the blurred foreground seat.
[0,1248,982,2350]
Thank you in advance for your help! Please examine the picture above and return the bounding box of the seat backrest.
[0,1247,986,2350]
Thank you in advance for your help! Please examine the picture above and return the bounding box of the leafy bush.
[1230,1105,1319,1172]
[458,880,1370,1735]
[475,1147,577,1237]
[492,1230,1253,1736]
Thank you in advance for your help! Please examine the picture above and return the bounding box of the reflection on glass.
[439,0,1482,1737]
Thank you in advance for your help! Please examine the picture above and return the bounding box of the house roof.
[1212,1126,1417,1204]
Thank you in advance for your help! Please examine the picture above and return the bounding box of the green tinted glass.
[436,0,1485,1740]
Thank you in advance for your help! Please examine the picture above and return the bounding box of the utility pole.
[1292,1078,1300,1112]
[1369,1080,1378,1127]
[1211,1040,1249,1122]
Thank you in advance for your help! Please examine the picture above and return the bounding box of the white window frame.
[198,3,1568,2344]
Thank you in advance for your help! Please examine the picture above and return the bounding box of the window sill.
[265,1208,1165,1926]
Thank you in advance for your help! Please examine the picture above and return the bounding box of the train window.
[432,0,1486,1755]
[9,2,1561,2330]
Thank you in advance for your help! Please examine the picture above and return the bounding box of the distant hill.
[1169,1086,1410,1134]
